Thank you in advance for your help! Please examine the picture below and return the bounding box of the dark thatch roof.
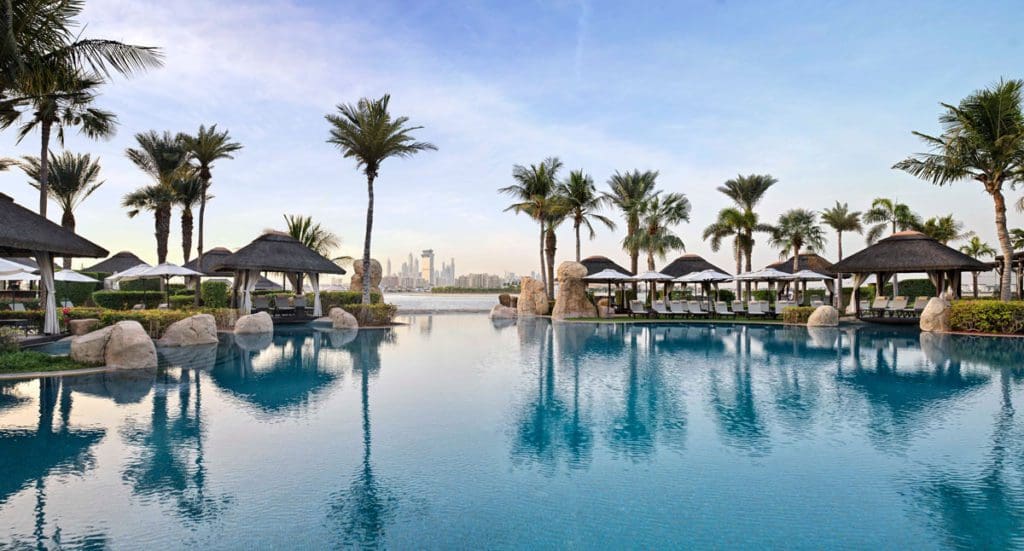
[660,253,728,277]
[213,232,345,274]
[768,253,837,277]
[83,251,148,273]
[580,255,632,276]
[0,193,107,258]
[255,276,283,290]
[183,247,234,276]
[831,231,990,274]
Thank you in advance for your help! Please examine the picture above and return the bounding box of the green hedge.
[97,308,235,337]
[118,279,163,291]
[949,300,1024,335]
[342,304,397,326]
[782,306,816,324]
[92,291,165,310]
[311,291,382,311]
[170,295,194,309]
[879,278,935,298]
[201,280,229,308]
[54,280,101,306]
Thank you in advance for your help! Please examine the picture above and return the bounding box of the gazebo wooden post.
[853,277,861,318]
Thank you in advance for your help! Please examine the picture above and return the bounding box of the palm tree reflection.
[707,326,769,455]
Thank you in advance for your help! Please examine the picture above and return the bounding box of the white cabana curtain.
[237,269,260,314]
[35,251,58,334]
[308,272,322,316]
[845,273,869,315]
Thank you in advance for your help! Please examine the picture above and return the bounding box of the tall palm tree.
[819,201,862,261]
[862,197,921,244]
[959,237,996,298]
[557,169,615,261]
[770,209,826,271]
[602,170,659,277]
[499,157,563,296]
[626,193,691,270]
[703,208,751,295]
[172,175,210,264]
[717,174,777,272]
[178,124,242,302]
[894,79,1024,301]
[326,94,436,305]
[542,205,569,297]
[123,131,190,264]
[920,214,972,245]
[20,150,103,268]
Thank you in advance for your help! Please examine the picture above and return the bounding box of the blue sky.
[2,0,1023,277]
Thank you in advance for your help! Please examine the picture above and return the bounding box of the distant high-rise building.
[421,249,435,285]
[386,259,391,277]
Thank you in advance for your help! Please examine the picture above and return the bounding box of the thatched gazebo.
[0,193,108,333]
[213,232,345,316]
[580,255,632,276]
[768,252,839,303]
[83,251,148,274]
[183,247,234,276]
[660,253,727,278]
[987,251,1023,299]
[831,231,990,317]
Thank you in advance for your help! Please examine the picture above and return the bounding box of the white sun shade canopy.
[584,269,633,281]
[676,269,733,283]
[781,269,833,281]
[733,268,791,281]
[632,270,674,281]
[55,269,100,283]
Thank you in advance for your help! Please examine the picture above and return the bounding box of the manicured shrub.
[752,290,774,302]
[54,280,101,307]
[170,295,194,309]
[342,304,397,326]
[0,350,89,373]
[878,278,935,299]
[201,280,229,308]
[92,291,164,310]
[716,289,736,304]
[949,300,1024,335]
[782,306,816,324]
[97,307,236,337]
[310,291,382,311]
[119,279,163,291]
[0,327,20,353]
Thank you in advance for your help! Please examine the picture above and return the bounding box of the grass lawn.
[0,350,94,374]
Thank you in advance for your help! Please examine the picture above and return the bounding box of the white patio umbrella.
[105,263,153,290]
[633,270,673,303]
[584,269,633,307]
[0,258,31,276]
[55,269,100,283]
[733,268,790,281]
[137,263,204,304]
[0,270,39,281]
[677,270,733,307]
[780,269,832,281]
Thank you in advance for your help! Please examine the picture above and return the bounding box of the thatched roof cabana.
[214,232,345,316]
[768,253,837,277]
[580,255,632,276]
[0,194,107,258]
[660,253,728,278]
[83,251,148,274]
[183,247,234,276]
[832,231,991,314]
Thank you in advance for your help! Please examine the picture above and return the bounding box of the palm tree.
[819,201,862,261]
[626,193,691,270]
[1011,228,1024,251]
[602,170,659,276]
[326,94,436,305]
[20,150,103,268]
[172,176,210,264]
[862,197,921,244]
[542,206,569,297]
[920,214,972,245]
[282,214,341,294]
[123,131,190,264]
[960,237,997,298]
[703,208,751,296]
[717,174,777,271]
[894,79,1024,301]
[499,157,563,296]
[557,169,615,261]
[770,209,826,271]
[178,124,242,301]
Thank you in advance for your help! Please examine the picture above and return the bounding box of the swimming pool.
[2,315,1023,548]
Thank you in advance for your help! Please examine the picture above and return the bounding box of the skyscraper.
[421,249,435,285]
[386,258,392,277]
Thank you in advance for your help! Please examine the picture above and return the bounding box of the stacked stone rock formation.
[350,259,383,296]
[517,276,549,316]
[551,261,597,320]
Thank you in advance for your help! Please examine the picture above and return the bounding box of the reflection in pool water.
[1,316,1023,548]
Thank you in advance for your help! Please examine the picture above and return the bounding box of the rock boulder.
[69,318,100,336]
[329,307,359,329]
[105,321,158,370]
[920,297,951,333]
[517,276,549,316]
[489,304,517,319]
[806,305,839,327]
[234,311,273,334]
[158,314,219,347]
[552,261,597,320]
[70,325,114,366]
[350,259,383,296]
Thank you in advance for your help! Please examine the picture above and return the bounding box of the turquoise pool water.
[2,315,1023,548]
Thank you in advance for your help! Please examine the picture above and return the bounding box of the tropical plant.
[893,79,1024,301]
[862,197,921,244]
[123,131,190,264]
[960,236,997,298]
[920,214,972,245]
[178,124,241,302]
[557,169,615,261]
[602,170,660,277]
[819,201,862,260]
[172,176,211,264]
[499,157,563,296]
[770,209,826,271]
[542,204,570,296]
[703,208,752,295]
[20,150,103,268]
[626,193,691,270]
[1011,228,1024,251]
[326,94,436,305]
[283,214,341,257]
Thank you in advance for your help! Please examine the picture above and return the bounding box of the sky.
[2,0,1024,278]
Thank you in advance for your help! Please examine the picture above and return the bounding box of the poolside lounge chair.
[652,301,672,318]
[131,303,145,310]
[870,296,889,317]
[157,303,169,310]
[859,300,870,312]
[715,301,735,317]
[252,295,271,313]
[731,300,746,316]
[628,300,648,319]
[811,300,824,308]
[669,300,689,317]
[886,296,908,317]
[293,295,309,316]
[910,296,930,315]
[687,301,709,317]
[747,301,766,317]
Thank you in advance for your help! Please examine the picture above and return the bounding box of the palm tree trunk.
[156,204,170,264]
[538,223,547,297]
[194,177,209,307]
[545,227,556,297]
[574,220,581,262]
[38,121,51,217]
[628,217,638,294]
[973,273,979,298]
[60,211,74,270]
[361,173,376,305]
[992,189,1014,301]
[744,244,753,301]
[735,249,742,298]
[647,253,655,271]
[837,231,844,261]
[181,208,193,264]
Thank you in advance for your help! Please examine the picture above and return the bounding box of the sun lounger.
[687,301,709,317]
[669,301,689,317]
[131,303,145,310]
[811,300,824,308]
[252,295,271,313]
[887,296,908,317]
[747,301,766,317]
[910,296,930,314]
[629,300,648,319]
[652,301,672,318]
[157,303,169,310]
[870,296,889,316]
[293,295,309,315]
[715,301,735,317]
[859,300,870,312]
